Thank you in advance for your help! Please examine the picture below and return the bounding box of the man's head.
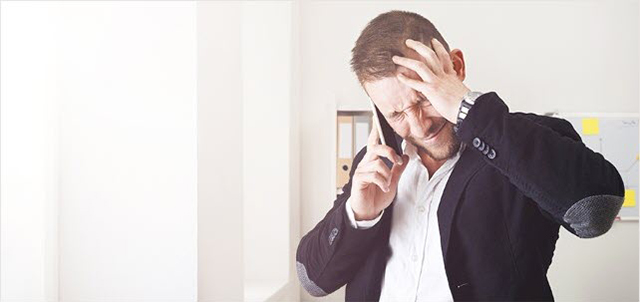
[350,10,467,161]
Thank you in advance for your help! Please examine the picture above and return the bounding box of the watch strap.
[453,91,484,133]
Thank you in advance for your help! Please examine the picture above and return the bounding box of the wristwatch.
[453,90,484,133]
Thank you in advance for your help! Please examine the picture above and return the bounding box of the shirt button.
[418,205,426,213]
[411,255,418,262]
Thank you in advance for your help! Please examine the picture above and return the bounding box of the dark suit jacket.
[296,91,625,301]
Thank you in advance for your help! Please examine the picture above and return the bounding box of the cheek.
[390,120,411,138]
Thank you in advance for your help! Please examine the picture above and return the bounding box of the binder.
[337,113,372,190]
[354,115,370,153]
[337,116,354,188]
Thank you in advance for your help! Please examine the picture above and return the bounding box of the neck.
[418,150,447,176]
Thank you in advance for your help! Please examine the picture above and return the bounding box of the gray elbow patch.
[296,261,328,297]
[563,194,624,238]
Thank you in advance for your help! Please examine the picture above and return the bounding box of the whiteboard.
[555,113,639,220]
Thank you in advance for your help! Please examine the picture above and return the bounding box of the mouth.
[422,123,446,143]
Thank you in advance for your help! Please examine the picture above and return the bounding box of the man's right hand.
[350,127,410,220]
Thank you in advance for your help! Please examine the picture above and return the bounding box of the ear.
[449,49,466,81]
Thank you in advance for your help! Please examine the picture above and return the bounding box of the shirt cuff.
[345,197,384,229]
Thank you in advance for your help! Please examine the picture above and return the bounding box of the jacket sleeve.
[456,91,625,238]
[296,146,386,297]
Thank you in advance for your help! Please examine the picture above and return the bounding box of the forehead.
[363,66,421,114]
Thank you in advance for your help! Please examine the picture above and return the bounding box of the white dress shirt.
[345,139,465,302]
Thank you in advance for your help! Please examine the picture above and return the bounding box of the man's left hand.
[392,38,471,124]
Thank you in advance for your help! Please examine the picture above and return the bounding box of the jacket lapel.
[438,145,486,261]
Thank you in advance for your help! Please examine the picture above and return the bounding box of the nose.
[406,107,429,139]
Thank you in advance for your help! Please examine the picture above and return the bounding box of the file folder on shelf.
[337,111,372,190]
[337,115,354,188]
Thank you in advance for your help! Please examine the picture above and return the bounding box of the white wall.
[1,3,60,300]
[2,2,301,301]
[1,2,198,301]
[196,2,300,302]
[298,1,639,301]
[197,2,245,302]
[242,1,292,299]
[56,3,198,301]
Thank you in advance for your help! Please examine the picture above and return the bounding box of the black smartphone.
[369,98,403,168]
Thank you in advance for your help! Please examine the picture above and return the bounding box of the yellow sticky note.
[582,118,600,135]
[623,189,636,207]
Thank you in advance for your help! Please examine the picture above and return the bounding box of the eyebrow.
[389,95,426,117]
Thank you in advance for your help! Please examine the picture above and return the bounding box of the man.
[296,10,625,301]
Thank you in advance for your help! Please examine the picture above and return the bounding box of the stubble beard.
[406,122,461,161]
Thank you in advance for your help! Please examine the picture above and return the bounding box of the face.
[363,48,466,162]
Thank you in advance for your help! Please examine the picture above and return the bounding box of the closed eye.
[418,96,431,107]
[389,96,429,120]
